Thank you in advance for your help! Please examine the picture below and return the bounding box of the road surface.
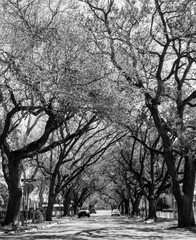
[0,210,196,239]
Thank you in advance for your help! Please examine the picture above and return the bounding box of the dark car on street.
[78,208,90,218]
[89,208,96,214]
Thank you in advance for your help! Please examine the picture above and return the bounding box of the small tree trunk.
[124,199,130,215]
[2,158,22,226]
[120,202,125,215]
[73,204,77,215]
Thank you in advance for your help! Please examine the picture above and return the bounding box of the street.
[0,210,196,240]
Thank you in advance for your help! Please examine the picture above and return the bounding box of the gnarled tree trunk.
[2,157,22,226]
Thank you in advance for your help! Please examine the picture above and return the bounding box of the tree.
[82,0,196,227]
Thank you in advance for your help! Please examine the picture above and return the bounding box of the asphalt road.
[0,210,196,240]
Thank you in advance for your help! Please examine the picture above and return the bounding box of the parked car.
[78,208,90,218]
[89,208,96,214]
[111,209,121,216]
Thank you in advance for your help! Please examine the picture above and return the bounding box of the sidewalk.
[0,216,75,234]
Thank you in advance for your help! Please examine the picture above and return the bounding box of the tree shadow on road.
[1,226,165,240]
[168,225,196,234]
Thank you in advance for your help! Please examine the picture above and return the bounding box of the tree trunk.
[120,202,125,215]
[3,187,22,226]
[73,203,78,215]
[45,173,59,221]
[45,195,56,221]
[131,195,142,216]
[177,196,195,227]
[147,184,157,219]
[2,158,22,226]
[174,156,196,227]
[63,187,73,216]
[170,159,196,227]
[148,196,157,219]
[63,196,71,216]
[124,199,130,215]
